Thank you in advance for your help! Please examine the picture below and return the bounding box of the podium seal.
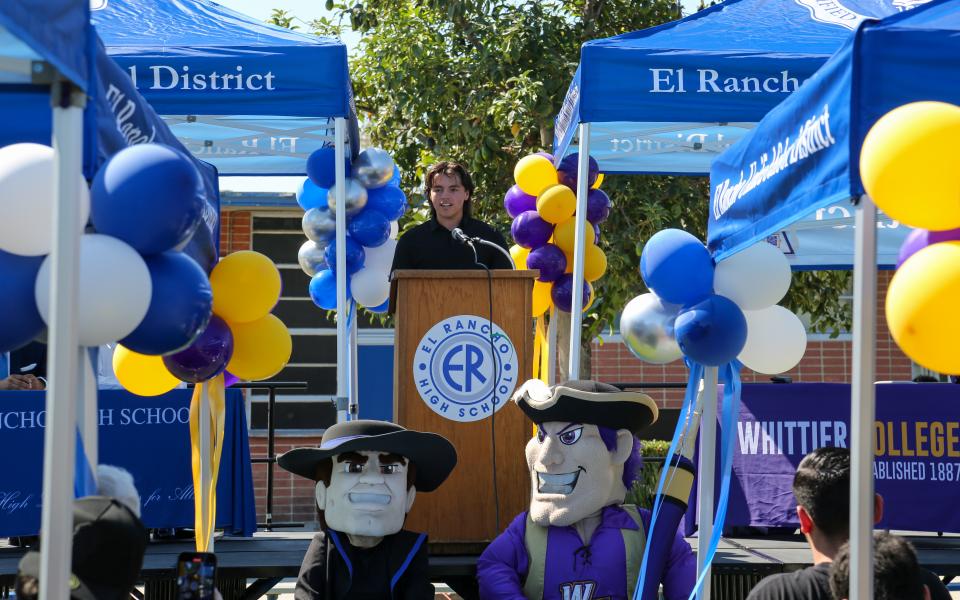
[412,314,518,422]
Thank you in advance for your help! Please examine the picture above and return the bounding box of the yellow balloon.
[552,217,595,254]
[886,241,960,374]
[591,173,604,189]
[112,345,179,397]
[514,155,558,197]
[861,101,960,231]
[227,314,293,381]
[584,245,607,282]
[211,251,282,323]
[536,184,576,224]
[511,245,530,270]
[532,280,552,317]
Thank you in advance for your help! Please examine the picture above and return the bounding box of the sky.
[214,0,701,193]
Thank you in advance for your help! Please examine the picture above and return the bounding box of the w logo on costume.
[560,581,609,600]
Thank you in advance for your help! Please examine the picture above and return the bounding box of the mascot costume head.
[278,420,457,542]
[513,379,658,527]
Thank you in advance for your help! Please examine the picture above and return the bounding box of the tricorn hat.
[513,379,658,435]
[277,420,457,492]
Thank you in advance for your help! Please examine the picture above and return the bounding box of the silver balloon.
[298,239,329,276]
[353,148,395,189]
[327,177,368,217]
[619,292,683,364]
[302,207,337,243]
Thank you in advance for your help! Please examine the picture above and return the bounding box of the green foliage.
[626,439,672,509]
[282,0,853,337]
[267,8,299,30]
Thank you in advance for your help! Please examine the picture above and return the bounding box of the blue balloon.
[640,229,714,305]
[0,250,44,352]
[348,208,391,248]
[674,295,747,366]
[367,298,390,314]
[365,185,407,221]
[324,236,366,275]
[297,178,328,211]
[309,269,351,310]
[307,147,352,189]
[91,144,204,255]
[121,252,214,355]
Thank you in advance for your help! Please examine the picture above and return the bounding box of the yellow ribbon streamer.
[189,375,226,552]
[532,316,544,381]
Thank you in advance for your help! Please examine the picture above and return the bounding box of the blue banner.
[707,0,960,265]
[0,389,255,537]
[0,0,90,90]
[689,383,960,534]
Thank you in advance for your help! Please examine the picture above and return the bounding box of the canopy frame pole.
[547,307,558,385]
[78,348,98,472]
[199,382,213,552]
[567,123,591,379]
[334,117,348,423]
[349,302,359,419]
[850,194,877,600]
[696,365,718,600]
[39,77,85,600]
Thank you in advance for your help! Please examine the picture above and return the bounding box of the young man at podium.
[391,161,513,270]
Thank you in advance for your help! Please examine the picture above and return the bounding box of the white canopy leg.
[39,79,85,600]
[334,117,348,423]
[850,195,877,600]
[567,124,591,379]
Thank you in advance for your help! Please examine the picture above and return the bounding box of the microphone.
[451,227,474,245]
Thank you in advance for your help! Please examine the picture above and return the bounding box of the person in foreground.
[390,161,512,270]
[746,447,948,600]
[278,420,458,599]
[830,532,931,600]
[477,379,695,600]
[15,496,148,599]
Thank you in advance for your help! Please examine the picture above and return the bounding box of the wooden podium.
[390,269,537,549]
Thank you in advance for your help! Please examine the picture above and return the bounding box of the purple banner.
[690,383,960,534]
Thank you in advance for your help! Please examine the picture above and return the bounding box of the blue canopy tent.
[708,0,960,595]
[0,0,91,595]
[94,0,362,418]
[92,0,361,175]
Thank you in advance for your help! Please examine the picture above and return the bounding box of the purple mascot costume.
[477,379,696,600]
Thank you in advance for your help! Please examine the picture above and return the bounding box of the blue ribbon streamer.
[688,360,742,600]
[634,360,704,600]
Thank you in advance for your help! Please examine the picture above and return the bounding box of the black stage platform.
[2,532,958,599]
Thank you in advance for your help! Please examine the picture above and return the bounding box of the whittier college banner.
[690,383,960,533]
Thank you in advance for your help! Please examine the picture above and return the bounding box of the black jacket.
[294,530,434,600]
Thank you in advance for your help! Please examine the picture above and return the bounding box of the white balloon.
[35,234,152,347]
[350,268,391,307]
[738,305,807,374]
[364,238,398,270]
[0,143,91,256]
[389,220,399,240]
[714,241,791,310]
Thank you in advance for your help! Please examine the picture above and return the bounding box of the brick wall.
[250,435,324,526]
[219,210,252,254]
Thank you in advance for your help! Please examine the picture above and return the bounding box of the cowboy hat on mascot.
[477,379,696,600]
[278,420,457,599]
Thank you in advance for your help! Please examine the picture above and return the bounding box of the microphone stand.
[471,238,516,269]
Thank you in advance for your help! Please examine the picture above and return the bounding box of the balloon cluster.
[0,142,292,396]
[621,229,806,372]
[505,152,609,316]
[862,101,960,375]
[298,147,405,314]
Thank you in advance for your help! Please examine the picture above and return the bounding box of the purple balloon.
[511,211,554,249]
[162,315,234,383]
[551,274,592,313]
[897,227,960,268]
[527,243,567,282]
[586,189,611,224]
[503,185,537,218]
[557,153,600,190]
[223,371,240,387]
[593,222,601,245]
